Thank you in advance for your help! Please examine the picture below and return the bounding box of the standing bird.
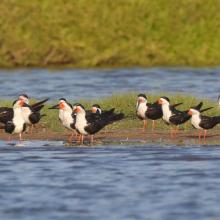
[0,94,48,133]
[158,96,203,138]
[74,104,124,144]
[91,104,116,137]
[0,99,28,140]
[136,94,182,132]
[218,94,220,106]
[49,98,76,143]
[18,94,48,133]
[188,106,219,142]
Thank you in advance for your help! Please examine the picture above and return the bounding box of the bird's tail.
[200,107,213,113]
[88,113,125,134]
[214,116,220,124]
[102,108,115,116]
[108,113,124,122]
[172,102,183,108]
[31,98,49,108]
[33,104,45,112]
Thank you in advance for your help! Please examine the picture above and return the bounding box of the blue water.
[0,141,220,220]
[0,68,220,220]
[0,67,219,100]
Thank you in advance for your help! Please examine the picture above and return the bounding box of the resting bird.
[0,94,48,133]
[188,105,218,142]
[136,94,182,132]
[73,104,124,144]
[49,98,76,143]
[0,99,28,140]
[158,96,203,138]
[19,94,48,133]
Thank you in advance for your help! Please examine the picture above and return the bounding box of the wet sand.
[0,125,219,146]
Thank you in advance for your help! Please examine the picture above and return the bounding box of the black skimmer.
[136,94,163,131]
[73,104,124,144]
[136,94,182,131]
[0,94,48,132]
[188,106,218,142]
[0,99,28,140]
[49,98,76,143]
[91,104,116,138]
[158,96,203,138]
[91,104,102,115]
[18,94,48,133]
[91,104,117,117]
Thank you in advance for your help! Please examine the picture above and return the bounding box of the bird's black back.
[200,115,220,129]
[5,121,15,134]
[0,107,14,124]
[146,102,162,120]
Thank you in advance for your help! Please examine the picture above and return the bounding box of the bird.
[91,104,117,138]
[218,94,220,106]
[158,96,203,138]
[49,98,77,143]
[136,94,182,132]
[18,94,48,133]
[0,99,28,140]
[91,104,102,115]
[188,105,219,142]
[0,94,48,133]
[91,104,117,117]
[73,104,124,144]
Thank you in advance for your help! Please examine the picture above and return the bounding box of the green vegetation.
[0,0,220,67]
[1,93,219,132]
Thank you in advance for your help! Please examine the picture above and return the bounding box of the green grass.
[1,93,219,132]
[0,0,220,67]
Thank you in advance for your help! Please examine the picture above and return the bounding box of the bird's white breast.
[59,110,74,130]
[13,108,25,134]
[21,107,31,124]
[75,113,88,135]
[136,102,147,119]
[162,104,172,123]
[191,115,202,129]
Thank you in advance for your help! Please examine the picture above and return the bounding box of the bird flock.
[136,94,220,143]
[0,93,219,144]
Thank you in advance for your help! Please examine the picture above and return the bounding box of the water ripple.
[0,142,219,219]
[0,68,219,100]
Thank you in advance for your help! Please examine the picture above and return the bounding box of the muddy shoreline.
[1,126,219,146]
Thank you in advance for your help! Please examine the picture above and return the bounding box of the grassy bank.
[1,93,220,132]
[0,0,220,67]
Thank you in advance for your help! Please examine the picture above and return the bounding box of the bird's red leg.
[77,134,81,144]
[152,120,155,132]
[81,135,84,144]
[30,124,34,135]
[68,132,74,143]
[170,127,174,138]
[203,130,207,144]
[174,126,179,138]
[90,135,94,144]
[75,131,78,138]
[19,133,22,141]
[198,130,202,144]
[143,119,147,131]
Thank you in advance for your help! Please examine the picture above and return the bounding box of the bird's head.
[158,96,170,105]
[137,94,147,105]
[91,104,101,114]
[18,94,29,104]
